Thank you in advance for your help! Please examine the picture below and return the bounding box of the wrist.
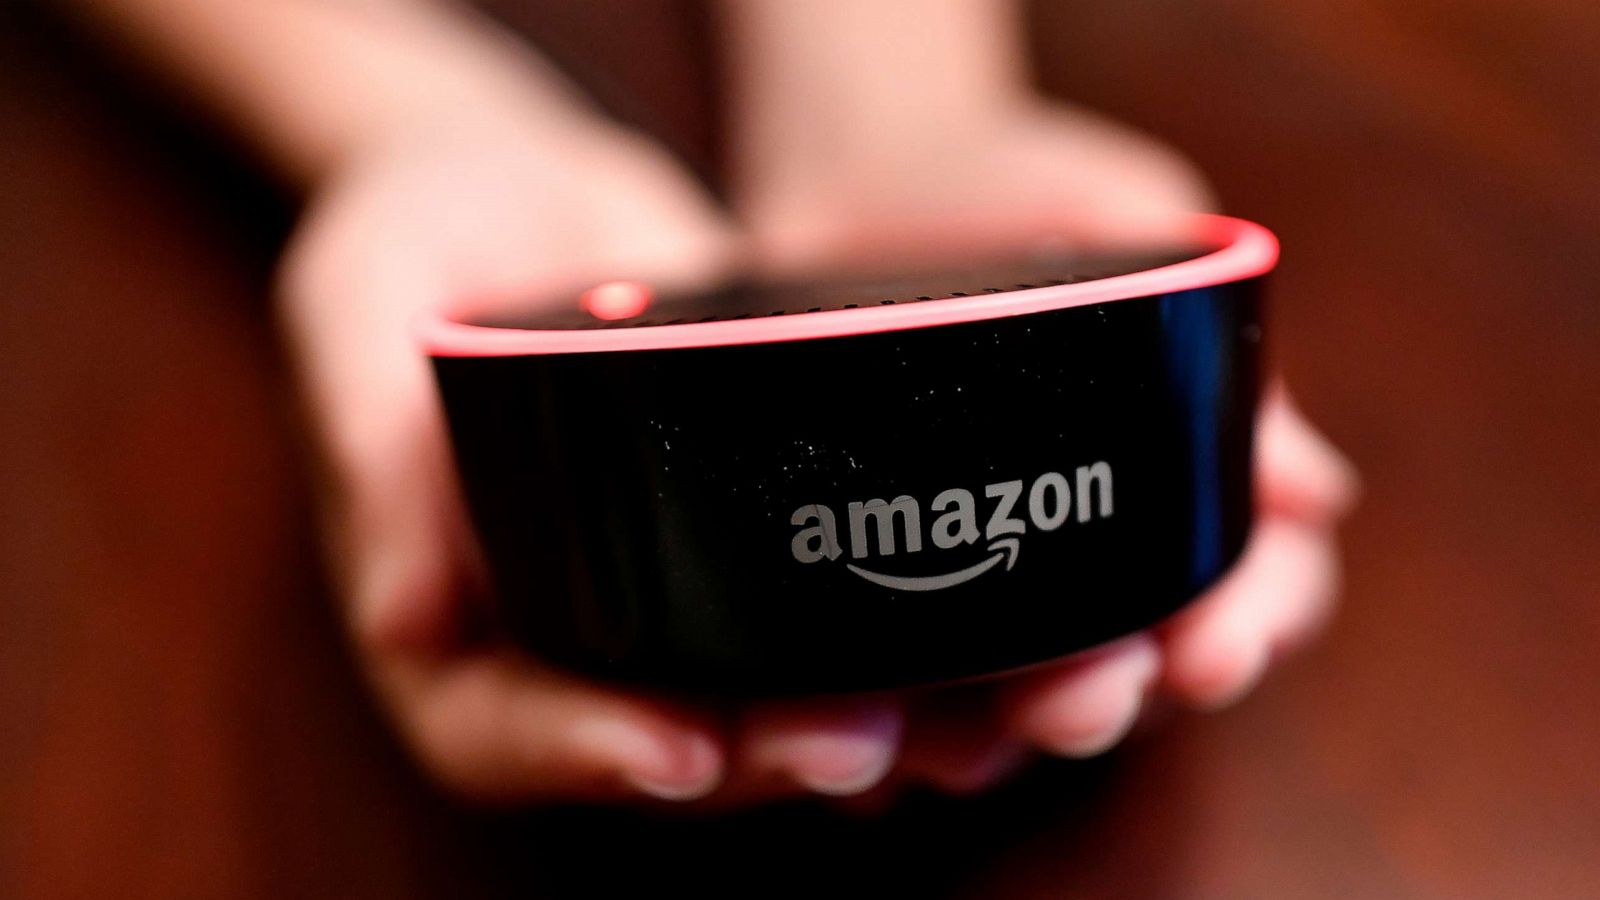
[722,0,1035,204]
[729,88,1039,220]
[299,5,609,190]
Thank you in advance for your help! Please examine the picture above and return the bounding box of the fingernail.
[576,719,722,802]
[1191,638,1269,712]
[624,731,722,801]
[1038,638,1160,758]
[794,734,897,797]
[781,707,902,797]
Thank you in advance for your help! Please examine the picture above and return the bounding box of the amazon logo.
[788,462,1114,591]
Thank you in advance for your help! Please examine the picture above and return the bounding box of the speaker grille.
[467,246,1204,331]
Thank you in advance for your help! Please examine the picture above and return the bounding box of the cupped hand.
[730,97,1359,798]
[281,93,1356,808]
[278,103,745,803]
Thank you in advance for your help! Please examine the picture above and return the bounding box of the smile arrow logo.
[845,537,1020,592]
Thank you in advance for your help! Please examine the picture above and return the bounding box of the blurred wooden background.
[3,1,1598,897]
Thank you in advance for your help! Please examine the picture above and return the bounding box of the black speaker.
[421,215,1275,695]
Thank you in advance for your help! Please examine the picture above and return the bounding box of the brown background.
[3,1,1598,897]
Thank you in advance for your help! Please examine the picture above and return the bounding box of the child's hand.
[278,104,749,803]
[737,98,1219,272]
[77,0,1358,809]
[729,96,1359,797]
[280,91,1355,807]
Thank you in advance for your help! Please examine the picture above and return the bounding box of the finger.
[277,205,473,652]
[1005,101,1216,249]
[737,696,904,797]
[378,652,726,803]
[1001,633,1161,759]
[894,686,1032,795]
[339,413,481,654]
[1258,389,1360,524]
[347,480,731,807]
[1159,517,1341,710]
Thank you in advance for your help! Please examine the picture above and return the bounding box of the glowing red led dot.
[580,280,652,320]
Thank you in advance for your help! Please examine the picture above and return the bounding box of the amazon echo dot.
[420,214,1275,695]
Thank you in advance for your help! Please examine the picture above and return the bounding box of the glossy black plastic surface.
[434,276,1263,695]
[469,247,1198,330]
